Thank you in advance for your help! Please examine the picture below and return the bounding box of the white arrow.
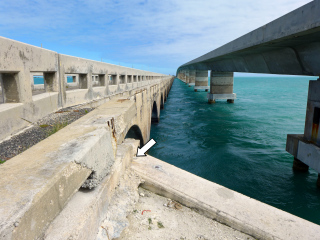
[136,139,157,157]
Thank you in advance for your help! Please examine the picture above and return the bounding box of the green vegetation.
[0,159,5,164]
[148,218,152,225]
[47,121,68,137]
[157,221,164,228]
[39,124,49,128]
[85,109,88,114]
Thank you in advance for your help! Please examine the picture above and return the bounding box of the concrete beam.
[178,0,320,76]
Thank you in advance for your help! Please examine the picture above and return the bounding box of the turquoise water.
[33,76,73,84]
[149,76,320,225]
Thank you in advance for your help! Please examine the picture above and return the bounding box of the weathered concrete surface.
[208,72,236,103]
[194,70,209,92]
[287,134,320,173]
[0,112,115,239]
[118,188,255,240]
[286,80,320,181]
[44,139,141,240]
[0,36,170,141]
[177,0,320,76]
[0,74,173,240]
[132,155,320,240]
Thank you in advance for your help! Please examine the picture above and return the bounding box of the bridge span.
[0,36,174,239]
[176,0,320,188]
[2,2,320,238]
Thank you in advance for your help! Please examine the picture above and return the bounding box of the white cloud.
[0,0,312,74]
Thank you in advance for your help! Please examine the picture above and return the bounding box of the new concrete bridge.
[177,0,320,188]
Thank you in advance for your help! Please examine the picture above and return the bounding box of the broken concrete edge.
[44,138,140,240]
[131,155,320,240]
[0,98,138,240]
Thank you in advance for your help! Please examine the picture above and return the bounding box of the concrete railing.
[0,36,170,141]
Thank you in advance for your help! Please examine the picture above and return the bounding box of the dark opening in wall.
[127,75,132,83]
[1,73,20,103]
[125,125,144,147]
[79,74,88,89]
[119,75,125,84]
[109,74,117,85]
[160,94,164,109]
[66,75,79,90]
[133,76,137,82]
[0,75,4,104]
[151,101,159,123]
[32,74,46,96]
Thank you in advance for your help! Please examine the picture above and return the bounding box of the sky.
[0,0,313,75]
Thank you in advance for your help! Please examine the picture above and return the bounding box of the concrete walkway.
[117,188,254,240]
[132,155,320,240]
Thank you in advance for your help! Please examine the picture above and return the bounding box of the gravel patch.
[0,106,94,162]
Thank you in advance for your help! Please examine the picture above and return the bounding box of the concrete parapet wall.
[0,73,174,239]
[0,36,170,141]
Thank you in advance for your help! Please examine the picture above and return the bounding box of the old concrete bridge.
[177,0,320,189]
[2,1,320,239]
[0,36,174,239]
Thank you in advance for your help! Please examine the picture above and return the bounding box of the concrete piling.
[194,70,209,92]
[208,71,236,104]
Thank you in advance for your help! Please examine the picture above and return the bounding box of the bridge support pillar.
[194,70,209,92]
[207,72,236,103]
[188,70,196,87]
[181,71,186,83]
[286,80,320,187]
[185,70,190,85]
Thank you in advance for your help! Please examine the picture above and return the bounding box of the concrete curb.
[132,155,320,240]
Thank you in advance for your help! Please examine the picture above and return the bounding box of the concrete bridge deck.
[177,0,320,76]
[176,0,320,190]
[2,2,320,237]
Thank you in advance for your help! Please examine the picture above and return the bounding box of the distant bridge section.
[178,0,320,76]
[176,0,320,188]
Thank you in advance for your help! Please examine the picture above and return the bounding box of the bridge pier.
[181,70,186,83]
[188,70,195,87]
[194,70,209,92]
[207,72,236,104]
[185,70,190,85]
[286,80,320,187]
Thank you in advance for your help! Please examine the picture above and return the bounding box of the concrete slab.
[132,155,320,240]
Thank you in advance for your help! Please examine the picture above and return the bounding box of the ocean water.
[149,76,320,225]
[33,76,73,84]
